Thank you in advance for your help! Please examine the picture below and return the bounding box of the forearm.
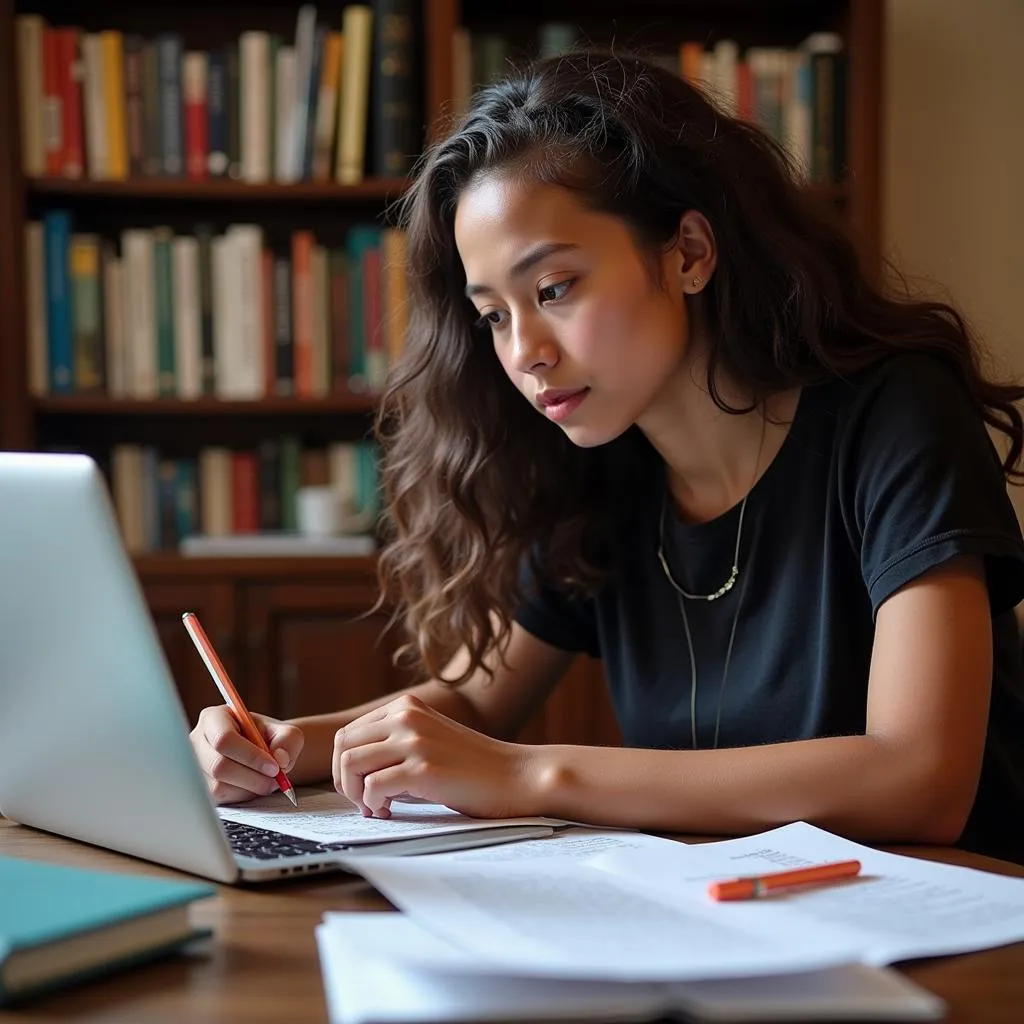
[287,680,487,785]
[528,733,970,845]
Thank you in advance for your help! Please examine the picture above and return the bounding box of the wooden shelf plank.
[33,395,379,415]
[133,552,379,579]
[25,177,410,202]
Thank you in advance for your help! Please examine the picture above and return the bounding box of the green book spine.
[152,227,176,395]
[279,434,301,531]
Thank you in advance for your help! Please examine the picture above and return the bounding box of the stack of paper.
[314,822,1024,1023]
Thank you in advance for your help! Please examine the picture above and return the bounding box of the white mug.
[296,485,341,538]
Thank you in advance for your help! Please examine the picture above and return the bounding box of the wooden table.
[3,816,1024,1023]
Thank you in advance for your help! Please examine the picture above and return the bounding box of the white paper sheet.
[340,820,1024,980]
[587,820,1024,966]
[316,913,945,1024]
[216,787,565,845]
[340,853,859,980]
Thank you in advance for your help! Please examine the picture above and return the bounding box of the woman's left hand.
[332,693,538,819]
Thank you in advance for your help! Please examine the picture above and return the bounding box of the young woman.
[191,51,1024,862]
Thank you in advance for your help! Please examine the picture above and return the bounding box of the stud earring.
[691,276,704,290]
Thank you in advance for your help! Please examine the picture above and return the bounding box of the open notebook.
[315,913,945,1023]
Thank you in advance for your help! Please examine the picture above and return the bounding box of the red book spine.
[42,27,62,176]
[57,28,83,178]
[230,451,260,534]
[183,54,208,180]
[291,231,314,398]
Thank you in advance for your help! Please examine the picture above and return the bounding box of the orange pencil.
[182,611,298,807]
[708,858,861,901]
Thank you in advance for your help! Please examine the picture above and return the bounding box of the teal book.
[0,856,214,1006]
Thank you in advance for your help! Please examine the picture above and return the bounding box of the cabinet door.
[241,582,417,721]
[518,656,621,747]
[142,580,235,728]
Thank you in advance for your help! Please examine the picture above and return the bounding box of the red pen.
[708,858,861,901]
[182,611,298,807]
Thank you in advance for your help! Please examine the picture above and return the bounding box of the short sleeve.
[514,557,601,658]
[841,355,1024,616]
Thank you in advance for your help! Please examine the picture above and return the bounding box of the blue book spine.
[345,225,381,389]
[43,211,74,394]
[156,34,184,177]
[206,49,229,177]
[175,458,199,540]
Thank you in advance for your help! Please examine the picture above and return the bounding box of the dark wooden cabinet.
[144,577,235,727]
[138,556,620,748]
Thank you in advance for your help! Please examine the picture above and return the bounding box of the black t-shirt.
[515,354,1024,862]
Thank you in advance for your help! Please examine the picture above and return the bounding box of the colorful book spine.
[42,210,73,393]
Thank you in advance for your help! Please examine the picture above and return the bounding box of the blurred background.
[0,0,1020,740]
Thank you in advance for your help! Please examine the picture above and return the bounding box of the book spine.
[152,227,176,396]
[206,49,229,177]
[123,35,146,177]
[279,435,301,531]
[312,32,342,181]
[240,31,270,183]
[182,51,209,180]
[172,235,202,399]
[15,15,45,177]
[226,42,241,179]
[100,30,128,180]
[42,210,73,393]
[81,33,108,180]
[371,0,418,177]
[194,224,216,394]
[156,33,184,177]
[69,232,104,391]
[24,222,48,396]
[273,254,294,395]
[42,26,62,176]
[335,5,373,184]
[57,28,83,178]
[102,242,126,396]
[328,248,349,392]
[301,26,326,180]
[140,41,162,176]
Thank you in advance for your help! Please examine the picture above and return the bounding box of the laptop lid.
[0,451,301,884]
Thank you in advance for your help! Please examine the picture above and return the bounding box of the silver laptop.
[0,453,549,883]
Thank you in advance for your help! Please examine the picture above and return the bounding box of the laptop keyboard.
[221,819,344,860]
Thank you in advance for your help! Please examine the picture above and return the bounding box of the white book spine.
[274,47,296,182]
[81,33,109,180]
[121,228,157,398]
[228,225,265,398]
[24,222,48,396]
[15,15,45,177]
[103,254,126,397]
[171,235,202,399]
[239,31,270,183]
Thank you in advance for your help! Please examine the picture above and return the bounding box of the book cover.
[0,856,213,1007]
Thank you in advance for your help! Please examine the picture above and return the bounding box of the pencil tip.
[284,788,298,807]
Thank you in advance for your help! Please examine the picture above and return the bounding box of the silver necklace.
[656,416,766,749]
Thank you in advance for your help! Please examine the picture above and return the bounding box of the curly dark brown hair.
[374,49,1024,684]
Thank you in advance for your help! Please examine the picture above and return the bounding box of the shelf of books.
[7,0,874,566]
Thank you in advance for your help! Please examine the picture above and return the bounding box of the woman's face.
[455,173,698,448]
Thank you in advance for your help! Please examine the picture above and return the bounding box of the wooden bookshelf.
[26,175,411,202]
[34,394,379,415]
[0,0,880,742]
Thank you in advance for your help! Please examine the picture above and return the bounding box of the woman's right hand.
[190,705,305,805]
